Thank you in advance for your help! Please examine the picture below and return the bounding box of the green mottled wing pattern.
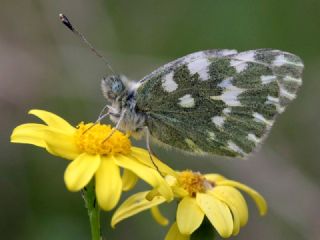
[136,49,303,157]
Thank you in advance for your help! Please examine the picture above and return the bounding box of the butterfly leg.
[97,103,111,121]
[82,110,110,135]
[145,127,164,177]
[102,109,126,143]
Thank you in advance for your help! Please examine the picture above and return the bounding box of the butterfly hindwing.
[136,49,303,157]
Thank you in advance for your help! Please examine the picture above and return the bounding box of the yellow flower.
[11,109,174,210]
[112,170,267,239]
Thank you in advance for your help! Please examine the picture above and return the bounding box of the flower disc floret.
[178,170,208,197]
[75,122,131,155]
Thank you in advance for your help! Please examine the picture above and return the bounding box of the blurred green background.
[1,0,320,239]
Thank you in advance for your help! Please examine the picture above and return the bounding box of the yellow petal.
[204,174,226,182]
[176,197,204,235]
[11,123,47,148]
[130,147,176,176]
[111,191,166,228]
[217,180,268,216]
[146,188,161,201]
[196,193,233,238]
[95,157,122,211]
[43,129,80,160]
[64,153,100,191]
[113,155,173,201]
[210,186,248,227]
[164,175,177,186]
[165,222,189,240]
[173,186,189,198]
[164,175,189,198]
[229,205,240,236]
[150,206,169,226]
[121,169,138,191]
[29,109,74,133]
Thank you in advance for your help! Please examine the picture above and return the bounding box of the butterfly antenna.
[59,13,116,75]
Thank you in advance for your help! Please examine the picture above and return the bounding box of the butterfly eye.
[111,81,123,94]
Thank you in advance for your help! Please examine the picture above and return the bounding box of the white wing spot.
[235,51,256,62]
[280,87,296,100]
[211,77,244,106]
[266,95,280,104]
[211,116,225,127]
[187,58,211,81]
[247,133,260,144]
[261,75,277,84]
[253,112,273,126]
[283,76,302,85]
[223,107,232,114]
[178,94,195,108]
[272,54,286,66]
[162,72,178,92]
[272,54,304,67]
[278,106,285,113]
[230,60,248,73]
[183,52,207,63]
[218,89,244,106]
[220,49,238,56]
[266,96,284,113]
[217,77,233,88]
[227,141,245,155]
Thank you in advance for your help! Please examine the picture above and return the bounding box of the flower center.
[177,170,207,197]
[74,122,131,155]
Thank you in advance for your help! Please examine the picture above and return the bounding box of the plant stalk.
[83,180,101,240]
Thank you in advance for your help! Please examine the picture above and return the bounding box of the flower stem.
[83,180,101,240]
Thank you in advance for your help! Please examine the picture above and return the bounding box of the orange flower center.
[74,122,131,155]
[177,170,208,197]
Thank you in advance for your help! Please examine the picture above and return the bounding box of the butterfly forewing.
[136,49,303,157]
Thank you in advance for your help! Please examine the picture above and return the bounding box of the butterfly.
[59,14,303,158]
[101,49,303,158]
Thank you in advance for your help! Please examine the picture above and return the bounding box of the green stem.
[83,180,101,240]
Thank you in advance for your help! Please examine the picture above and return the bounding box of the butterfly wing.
[136,49,303,157]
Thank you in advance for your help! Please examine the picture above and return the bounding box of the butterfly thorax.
[101,75,146,134]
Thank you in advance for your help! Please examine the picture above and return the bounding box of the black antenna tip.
[59,13,74,32]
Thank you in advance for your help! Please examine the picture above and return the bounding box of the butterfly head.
[101,75,128,102]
